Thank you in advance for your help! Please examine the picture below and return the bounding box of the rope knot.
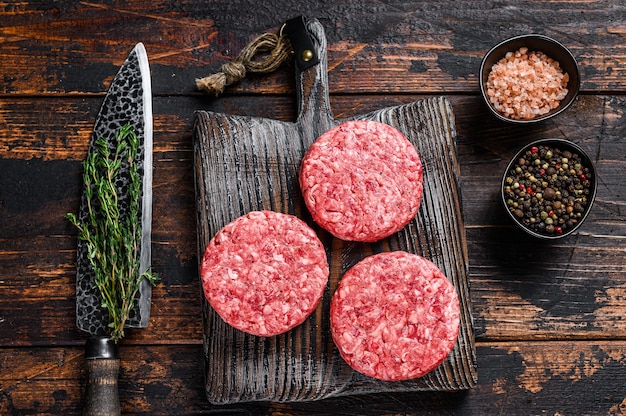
[196,31,292,96]
[220,61,247,84]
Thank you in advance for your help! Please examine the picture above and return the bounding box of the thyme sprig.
[67,125,158,342]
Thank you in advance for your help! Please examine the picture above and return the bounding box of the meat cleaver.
[73,42,153,415]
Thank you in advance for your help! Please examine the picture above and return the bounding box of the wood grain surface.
[1,1,626,415]
[194,20,476,404]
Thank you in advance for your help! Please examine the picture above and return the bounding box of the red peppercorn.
[506,142,593,238]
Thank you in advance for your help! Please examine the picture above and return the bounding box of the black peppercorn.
[503,142,594,237]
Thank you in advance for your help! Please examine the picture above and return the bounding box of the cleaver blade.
[75,42,153,336]
[74,42,153,416]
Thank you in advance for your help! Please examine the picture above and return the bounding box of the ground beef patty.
[200,210,329,337]
[330,251,460,381]
[299,120,423,242]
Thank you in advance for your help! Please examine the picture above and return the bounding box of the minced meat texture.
[330,251,460,381]
[200,210,329,337]
[299,120,423,242]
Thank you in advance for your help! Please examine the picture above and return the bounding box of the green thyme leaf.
[66,125,158,342]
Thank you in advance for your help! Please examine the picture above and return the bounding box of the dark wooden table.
[2,1,625,415]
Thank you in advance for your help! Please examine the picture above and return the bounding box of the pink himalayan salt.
[486,47,569,120]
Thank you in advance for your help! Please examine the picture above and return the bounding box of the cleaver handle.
[82,337,121,416]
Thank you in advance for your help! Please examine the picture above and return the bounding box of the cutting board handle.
[292,17,336,141]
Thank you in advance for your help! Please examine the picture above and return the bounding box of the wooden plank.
[1,1,625,413]
[1,342,624,415]
[1,94,625,346]
[1,1,625,95]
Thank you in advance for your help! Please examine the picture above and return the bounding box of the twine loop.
[196,30,292,96]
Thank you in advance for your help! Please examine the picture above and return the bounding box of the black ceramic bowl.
[501,139,597,239]
[480,34,580,123]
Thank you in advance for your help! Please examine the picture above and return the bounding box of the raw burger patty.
[299,120,423,242]
[200,210,329,337]
[330,251,460,381]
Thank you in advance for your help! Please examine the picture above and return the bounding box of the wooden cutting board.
[193,17,477,404]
